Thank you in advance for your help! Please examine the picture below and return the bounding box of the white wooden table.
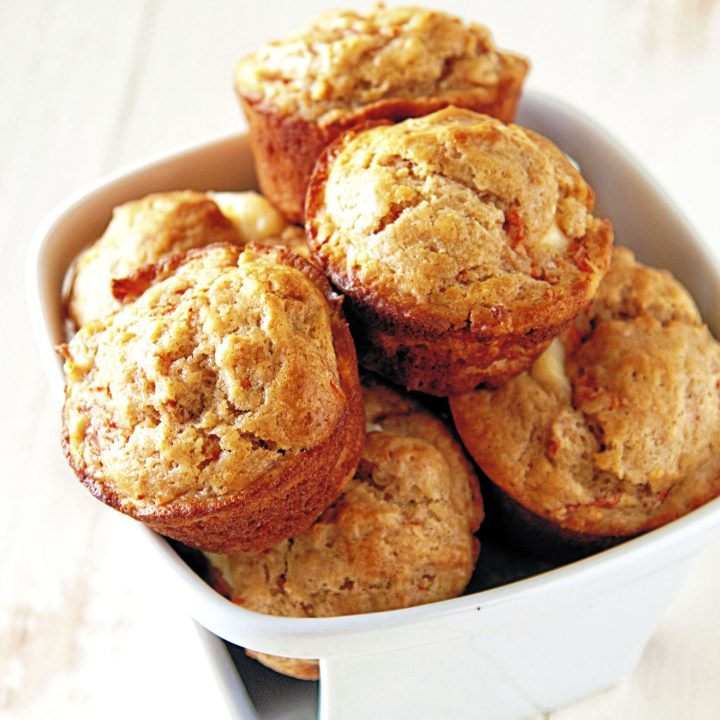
[2,1,720,718]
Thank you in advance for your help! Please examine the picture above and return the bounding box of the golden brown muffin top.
[234,5,527,124]
[308,107,612,334]
[575,243,701,331]
[61,243,346,511]
[206,377,482,617]
[67,191,242,328]
[451,247,720,536]
[66,190,299,330]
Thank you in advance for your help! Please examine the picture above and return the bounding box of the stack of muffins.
[59,5,720,680]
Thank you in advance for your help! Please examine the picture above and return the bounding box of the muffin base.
[450,393,720,555]
[245,650,319,681]
[348,302,561,396]
[475,475,629,562]
[331,213,611,396]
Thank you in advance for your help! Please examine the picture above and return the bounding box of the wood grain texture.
[2,0,720,718]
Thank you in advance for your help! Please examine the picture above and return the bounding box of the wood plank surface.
[2,1,719,718]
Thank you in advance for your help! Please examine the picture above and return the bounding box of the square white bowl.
[27,92,720,720]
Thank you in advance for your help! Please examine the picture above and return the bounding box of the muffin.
[67,190,304,329]
[207,374,484,679]
[67,191,241,328]
[234,5,529,222]
[306,107,613,395]
[450,247,720,551]
[60,243,364,553]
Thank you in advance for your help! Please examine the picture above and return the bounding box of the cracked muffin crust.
[206,374,483,679]
[66,190,306,330]
[306,107,613,395]
[450,247,720,547]
[60,243,364,552]
[67,191,242,328]
[234,5,528,222]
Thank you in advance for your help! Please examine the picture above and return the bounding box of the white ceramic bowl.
[27,93,720,720]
